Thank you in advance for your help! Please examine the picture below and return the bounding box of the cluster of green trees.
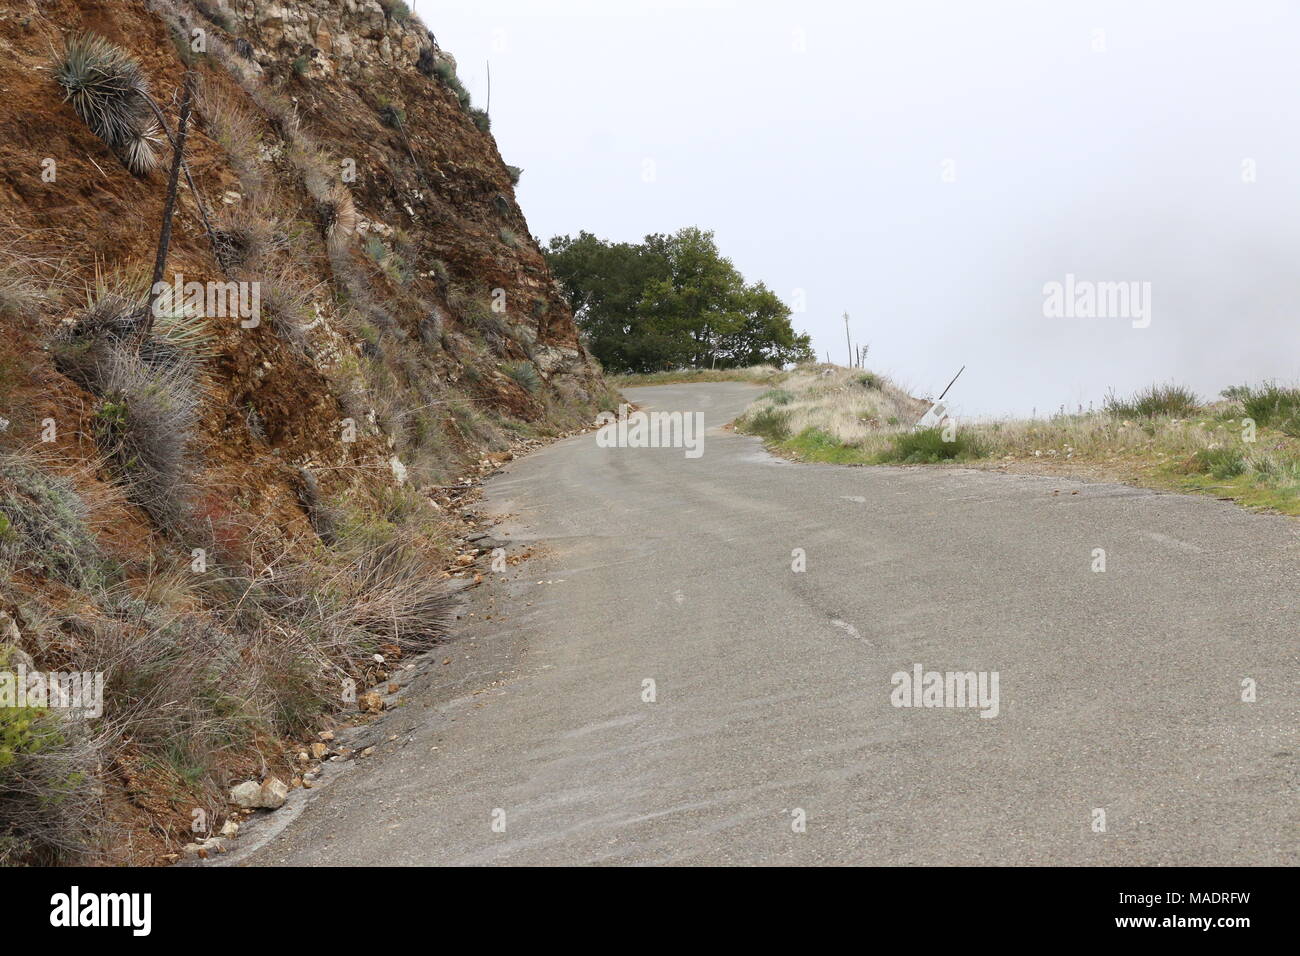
[544,228,814,374]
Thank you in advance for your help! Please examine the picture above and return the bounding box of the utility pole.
[843,312,851,368]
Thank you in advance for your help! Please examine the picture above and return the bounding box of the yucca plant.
[504,361,541,394]
[318,184,358,253]
[55,266,214,380]
[53,36,225,275]
[53,33,161,176]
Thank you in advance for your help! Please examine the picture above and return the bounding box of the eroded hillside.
[0,0,612,863]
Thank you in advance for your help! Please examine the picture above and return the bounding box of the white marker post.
[913,365,965,431]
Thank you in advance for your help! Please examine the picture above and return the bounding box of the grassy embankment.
[733,366,1300,516]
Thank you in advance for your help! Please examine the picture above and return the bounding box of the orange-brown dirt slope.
[0,0,611,865]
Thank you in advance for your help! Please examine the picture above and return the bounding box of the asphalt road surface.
[237,382,1298,865]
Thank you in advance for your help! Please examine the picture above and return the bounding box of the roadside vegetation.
[734,366,1300,515]
[611,365,787,388]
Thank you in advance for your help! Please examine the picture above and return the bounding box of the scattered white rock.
[389,455,408,484]
[229,776,289,810]
[182,837,224,857]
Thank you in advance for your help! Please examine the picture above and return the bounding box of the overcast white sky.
[411,0,1300,416]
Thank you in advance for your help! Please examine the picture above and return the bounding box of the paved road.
[240,382,1298,865]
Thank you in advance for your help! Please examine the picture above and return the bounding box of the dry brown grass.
[753,365,927,444]
[196,78,265,195]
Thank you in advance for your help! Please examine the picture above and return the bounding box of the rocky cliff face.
[0,0,610,863]
[2,0,606,506]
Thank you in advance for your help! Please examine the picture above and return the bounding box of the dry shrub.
[87,347,200,531]
[0,700,105,865]
[0,452,105,588]
[52,272,207,533]
[259,266,323,352]
[0,260,50,323]
[212,196,287,269]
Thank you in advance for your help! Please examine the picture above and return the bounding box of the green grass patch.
[1104,383,1200,419]
[782,427,862,464]
[1168,470,1300,516]
[741,406,791,442]
[1190,446,1246,479]
[877,427,986,464]
[1166,441,1300,514]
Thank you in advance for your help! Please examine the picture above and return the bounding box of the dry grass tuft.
[51,270,207,532]
[736,365,926,447]
[196,78,265,194]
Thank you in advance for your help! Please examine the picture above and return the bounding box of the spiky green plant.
[878,427,986,464]
[504,361,541,394]
[53,33,161,176]
[1238,383,1300,433]
[82,267,215,360]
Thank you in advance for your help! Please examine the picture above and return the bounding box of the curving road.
[237,382,1298,866]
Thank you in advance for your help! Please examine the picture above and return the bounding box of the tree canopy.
[545,228,814,373]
